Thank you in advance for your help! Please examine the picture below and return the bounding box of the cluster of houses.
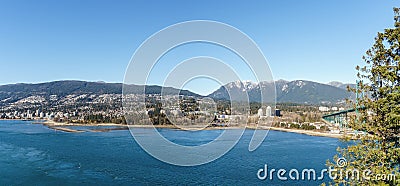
[0,109,56,120]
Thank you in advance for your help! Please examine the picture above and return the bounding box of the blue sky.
[0,0,398,95]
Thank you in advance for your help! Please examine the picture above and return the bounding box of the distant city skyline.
[0,0,398,95]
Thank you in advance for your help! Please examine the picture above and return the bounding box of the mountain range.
[0,80,354,105]
[207,80,354,104]
[0,81,200,105]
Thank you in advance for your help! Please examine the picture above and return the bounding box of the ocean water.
[0,120,344,185]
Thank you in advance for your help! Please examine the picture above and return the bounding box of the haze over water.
[0,120,344,185]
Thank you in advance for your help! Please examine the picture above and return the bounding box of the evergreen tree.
[327,8,400,185]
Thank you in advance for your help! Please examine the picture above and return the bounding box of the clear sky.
[0,0,399,95]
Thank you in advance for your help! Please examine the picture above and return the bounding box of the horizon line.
[0,78,356,86]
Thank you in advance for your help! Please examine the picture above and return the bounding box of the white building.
[318,106,329,112]
[266,106,272,117]
[257,108,264,117]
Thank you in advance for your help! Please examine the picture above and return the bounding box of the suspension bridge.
[321,81,365,132]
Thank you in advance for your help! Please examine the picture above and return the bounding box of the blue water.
[0,120,344,185]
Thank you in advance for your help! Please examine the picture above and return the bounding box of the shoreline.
[264,127,345,139]
[25,120,350,139]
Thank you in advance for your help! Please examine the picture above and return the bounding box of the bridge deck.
[322,106,365,119]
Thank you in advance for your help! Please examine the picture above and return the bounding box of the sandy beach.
[26,119,352,139]
[263,127,346,139]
